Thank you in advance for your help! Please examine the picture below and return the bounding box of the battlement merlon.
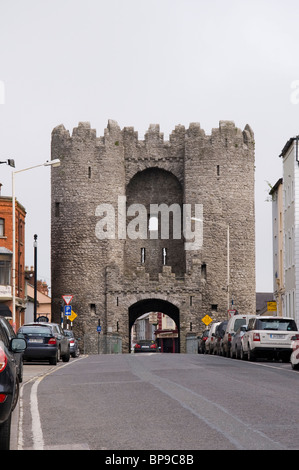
[211,120,254,147]
[51,120,255,155]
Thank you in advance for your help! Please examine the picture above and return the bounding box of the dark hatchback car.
[0,317,26,450]
[134,339,159,353]
[18,322,70,365]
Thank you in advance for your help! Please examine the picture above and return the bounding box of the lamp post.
[12,159,60,328]
[33,234,38,322]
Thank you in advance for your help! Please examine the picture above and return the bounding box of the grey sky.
[0,0,298,293]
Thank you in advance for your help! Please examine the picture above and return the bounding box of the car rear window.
[256,318,298,331]
[233,319,246,332]
[19,326,52,336]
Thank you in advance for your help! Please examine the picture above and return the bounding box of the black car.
[18,322,70,365]
[134,339,159,353]
[0,317,26,450]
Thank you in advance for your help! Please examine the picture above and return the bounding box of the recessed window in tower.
[162,247,167,265]
[88,166,91,178]
[55,202,60,217]
[141,248,145,264]
[217,165,220,176]
[148,215,158,231]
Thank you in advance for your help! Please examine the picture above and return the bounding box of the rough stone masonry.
[51,119,255,353]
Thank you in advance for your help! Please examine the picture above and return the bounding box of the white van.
[222,314,256,357]
[204,322,220,354]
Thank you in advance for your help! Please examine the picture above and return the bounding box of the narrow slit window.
[217,165,220,176]
[88,166,91,178]
[162,247,167,265]
[55,202,60,217]
[141,248,145,264]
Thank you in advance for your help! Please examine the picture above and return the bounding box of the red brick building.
[0,195,26,330]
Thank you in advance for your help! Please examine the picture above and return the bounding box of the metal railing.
[83,333,122,355]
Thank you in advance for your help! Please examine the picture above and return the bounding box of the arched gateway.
[51,120,256,353]
[129,299,180,353]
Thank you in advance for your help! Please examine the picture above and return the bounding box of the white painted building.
[279,137,299,324]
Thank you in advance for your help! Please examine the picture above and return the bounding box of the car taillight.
[135,344,141,349]
[70,340,75,345]
[228,334,232,342]
[203,337,208,341]
[0,394,7,403]
[253,333,260,341]
[150,344,157,349]
[48,337,57,345]
[0,346,7,373]
[291,334,299,340]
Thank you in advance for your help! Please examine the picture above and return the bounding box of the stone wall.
[51,119,255,353]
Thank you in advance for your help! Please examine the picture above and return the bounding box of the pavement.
[10,362,65,451]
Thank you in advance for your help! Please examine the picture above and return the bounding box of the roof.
[269,178,283,196]
[279,137,298,158]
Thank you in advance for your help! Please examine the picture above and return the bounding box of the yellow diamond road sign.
[69,310,77,322]
[202,315,212,326]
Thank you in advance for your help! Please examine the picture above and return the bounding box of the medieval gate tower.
[51,119,255,353]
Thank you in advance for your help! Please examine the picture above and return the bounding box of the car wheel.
[49,351,58,365]
[230,347,234,359]
[12,377,19,411]
[248,346,256,362]
[291,362,299,370]
[0,414,11,450]
[240,346,247,360]
[62,349,70,362]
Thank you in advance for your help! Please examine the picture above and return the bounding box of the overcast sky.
[0,0,298,294]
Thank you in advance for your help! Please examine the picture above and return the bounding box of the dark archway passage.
[129,298,180,353]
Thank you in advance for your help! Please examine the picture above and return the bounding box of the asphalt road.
[12,353,299,451]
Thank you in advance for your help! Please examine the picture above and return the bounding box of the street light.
[0,159,15,167]
[12,159,61,328]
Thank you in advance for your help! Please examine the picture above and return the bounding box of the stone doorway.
[129,298,180,353]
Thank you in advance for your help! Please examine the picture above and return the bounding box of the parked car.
[290,336,299,370]
[198,329,210,354]
[0,316,24,383]
[222,314,256,357]
[134,339,158,353]
[230,325,248,359]
[64,330,80,358]
[241,316,298,362]
[213,321,228,355]
[18,322,70,365]
[0,316,26,450]
[204,322,220,354]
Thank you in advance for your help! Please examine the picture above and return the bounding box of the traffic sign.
[64,305,72,316]
[69,310,77,322]
[202,315,212,326]
[97,326,102,333]
[62,295,73,305]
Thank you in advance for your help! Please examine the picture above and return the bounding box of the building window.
[0,218,4,236]
[55,202,60,217]
[0,260,11,285]
[141,248,145,264]
[148,214,158,231]
[217,165,220,176]
[162,247,167,265]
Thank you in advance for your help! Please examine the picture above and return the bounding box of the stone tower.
[51,120,255,353]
